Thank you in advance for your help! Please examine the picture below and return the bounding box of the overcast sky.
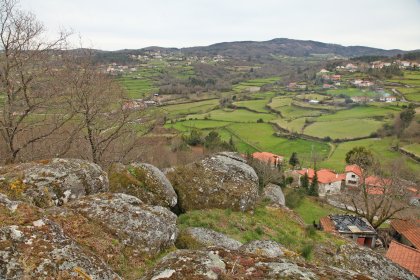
[20,0,420,51]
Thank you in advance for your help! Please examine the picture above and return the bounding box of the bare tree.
[339,158,417,229]
[64,50,154,166]
[0,0,72,163]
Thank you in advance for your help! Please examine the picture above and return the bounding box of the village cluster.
[251,151,420,276]
[288,59,419,105]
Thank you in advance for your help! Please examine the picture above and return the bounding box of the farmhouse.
[386,241,420,278]
[331,74,341,81]
[345,63,358,71]
[296,168,345,196]
[345,164,362,187]
[323,84,334,89]
[351,96,370,103]
[252,152,284,167]
[390,219,420,249]
[379,96,397,102]
[319,214,377,248]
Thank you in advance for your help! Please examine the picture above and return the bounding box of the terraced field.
[233,99,270,113]
[188,109,275,123]
[402,143,420,157]
[232,77,281,92]
[160,73,419,172]
[326,88,380,98]
[162,99,219,118]
[387,71,420,102]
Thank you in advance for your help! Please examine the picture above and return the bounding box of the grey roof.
[330,214,376,234]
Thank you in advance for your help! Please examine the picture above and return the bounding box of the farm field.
[320,137,420,173]
[272,118,306,133]
[315,105,398,121]
[304,119,383,140]
[274,105,323,120]
[117,76,157,99]
[233,99,270,113]
[268,97,293,110]
[161,99,219,118]
[232,77,281,92]
[326,88,380,98]
[188,108,275,123]
[165,119,230,132]
[226,123,330,159]
[402,143,420,157]
[396,87,420,102]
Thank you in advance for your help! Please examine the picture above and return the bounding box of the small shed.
[320,214,377,248]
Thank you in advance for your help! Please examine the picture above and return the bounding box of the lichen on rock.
[167,152,259,212]
[262,183,285,206]
[0,158,108,208]
[108,162,177,208]
[176,227,243,250]
[0,218,121,280]
[65,193,178,256]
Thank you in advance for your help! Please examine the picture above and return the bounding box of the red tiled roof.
[252,152,283,164]
[320,216,336,233]
[391,220,420,249]
[365,176,392,188]
[366,186,385,195]
[297,168,343,184]
[386,241,420,277]
[345,164,362,177]
[407,187,419,194]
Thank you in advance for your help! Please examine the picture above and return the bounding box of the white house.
[296,168,345,197]
[345,164,362,187]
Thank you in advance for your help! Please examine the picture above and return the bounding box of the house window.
[351,174,355,178]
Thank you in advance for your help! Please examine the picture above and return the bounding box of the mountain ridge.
[90,38,418,60]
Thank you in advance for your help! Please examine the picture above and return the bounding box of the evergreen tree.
[289,152,300,169]
[301,173,309,191]
[308,171,319,196]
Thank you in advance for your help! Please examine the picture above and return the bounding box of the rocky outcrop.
[64,193,178,256]
[240,240,285,258]
[262,183,285,206]
[331,243,418,280]
[167,152,259,212]
[141,250,226,280]
[0,218,120,280]
[176,227,242,250]
[109,162,177,208]
[0,158,108,208]
[141,248,370,280]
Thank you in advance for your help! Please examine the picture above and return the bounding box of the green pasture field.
[402,143,420,157]
[233,99,270,113]
[304,119,383,140]
[276,105,323,120]
[165,119,230,132]
[188,109,275,123]
[268,97,293,110]
[272,118,306,133]
[117,77,157,99]
[226,123,330,159]
[294,197,344,224]
[315,105,398,122]
[161,99,219,118]
[295,93,330,101]
[396,87,420,102]
[320,138,420,173]
[292,100,338,111]
[232,77,281,92]
[326,88,380,98]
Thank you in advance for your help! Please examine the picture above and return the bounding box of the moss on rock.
[108,163,177,208]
